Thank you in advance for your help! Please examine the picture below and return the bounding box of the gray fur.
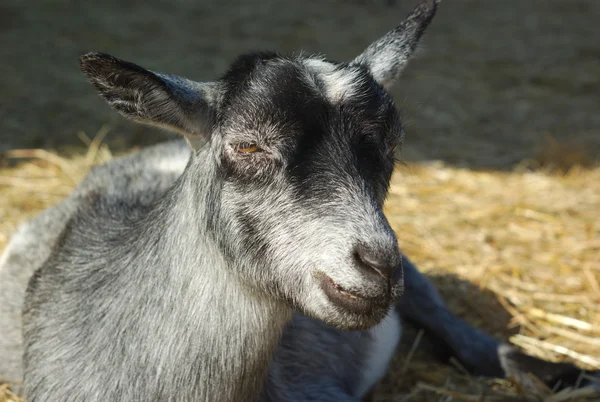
[1,0,597,400]
[0,141,190,396]
[354,0,440,88]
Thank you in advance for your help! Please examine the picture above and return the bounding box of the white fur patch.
[155,156,188,175]
[303,58,365,103]
[0,238,15,273]
[0,223,31,273]
[355,310,402,398]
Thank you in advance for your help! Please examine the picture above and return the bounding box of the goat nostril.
[355,251,385,279]
[353,245,400,283]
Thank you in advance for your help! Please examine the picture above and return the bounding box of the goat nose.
[353,244,402,284]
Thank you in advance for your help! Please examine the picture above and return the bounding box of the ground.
[1,0,599,400]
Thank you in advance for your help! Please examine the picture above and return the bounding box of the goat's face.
[80,0,439,330]
[216,54,404,329]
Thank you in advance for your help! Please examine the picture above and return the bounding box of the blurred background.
[1,0,598,170]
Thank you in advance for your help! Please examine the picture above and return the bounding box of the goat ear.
[353,0,439,89]
[79,52,219,150]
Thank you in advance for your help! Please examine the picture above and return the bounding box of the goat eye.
[236,143,260,153]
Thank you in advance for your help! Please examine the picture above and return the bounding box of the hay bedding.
[0,140,599,401]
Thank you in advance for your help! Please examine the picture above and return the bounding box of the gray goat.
[0,0,596,400]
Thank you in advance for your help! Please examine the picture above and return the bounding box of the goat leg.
[396,255,600,390]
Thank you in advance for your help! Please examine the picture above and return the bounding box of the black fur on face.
[209,52,405,326]
[216,52,403,203]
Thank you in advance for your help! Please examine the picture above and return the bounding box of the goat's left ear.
[79,52,220,150]
[353,0,440,89]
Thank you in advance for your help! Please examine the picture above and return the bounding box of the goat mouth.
[319,275,389,315]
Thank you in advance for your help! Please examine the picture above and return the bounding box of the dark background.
[1,0,599,170]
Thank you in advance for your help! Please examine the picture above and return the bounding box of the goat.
[0,0,597,400]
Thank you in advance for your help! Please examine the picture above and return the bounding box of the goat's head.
[80,0,439,330]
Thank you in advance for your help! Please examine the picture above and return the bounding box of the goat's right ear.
[79,52,219,150]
